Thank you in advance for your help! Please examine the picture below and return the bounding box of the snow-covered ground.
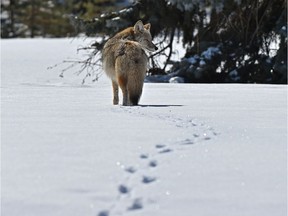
[1,39,287,216]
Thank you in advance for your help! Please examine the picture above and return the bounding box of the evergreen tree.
[71,0,124,20]
[71,0,287,84]
[1,0,128,38]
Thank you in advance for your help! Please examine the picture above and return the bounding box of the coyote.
[102,20,158,106]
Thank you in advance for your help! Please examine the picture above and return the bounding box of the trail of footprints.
[98,108,219,216]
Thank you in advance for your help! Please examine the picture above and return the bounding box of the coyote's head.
[133,20,158,52]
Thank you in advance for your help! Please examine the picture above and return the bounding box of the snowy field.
[1,39,287,216]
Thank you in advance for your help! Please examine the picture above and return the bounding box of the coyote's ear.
[144,23,151,31]
[134,20,144,33]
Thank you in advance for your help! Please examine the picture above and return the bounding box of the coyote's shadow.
[138,104,183,108]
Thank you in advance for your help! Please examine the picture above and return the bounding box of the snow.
[168,76,184,83]
[186,56,198,64]
[201,46,221,60]
[229,69,241,82]
[199,59,206,66]
[1,38,287,216]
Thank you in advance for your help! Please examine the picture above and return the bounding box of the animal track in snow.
[142,176,157,184]
[115,107,219,139]
[155,144,173,154]
[181,138,195,145]
[127,198,143,211]
[155,144,166,149]
[99,106,220,215]
[124,166,137,174]
[98,210,109,216]
[118,184,130,194]
[158,148,173,154]
[140,153,149,159]
[149,160,158,167]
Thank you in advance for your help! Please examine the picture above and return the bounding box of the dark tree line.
[0,0,126,38]
[1,0,287,84]
[69,0,287,84]
[1,0,72,37]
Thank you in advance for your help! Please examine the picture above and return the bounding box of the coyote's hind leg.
[117,75,129,106]
[112,81,119,105]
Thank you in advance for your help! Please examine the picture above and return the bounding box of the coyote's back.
[102,20,157,106]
